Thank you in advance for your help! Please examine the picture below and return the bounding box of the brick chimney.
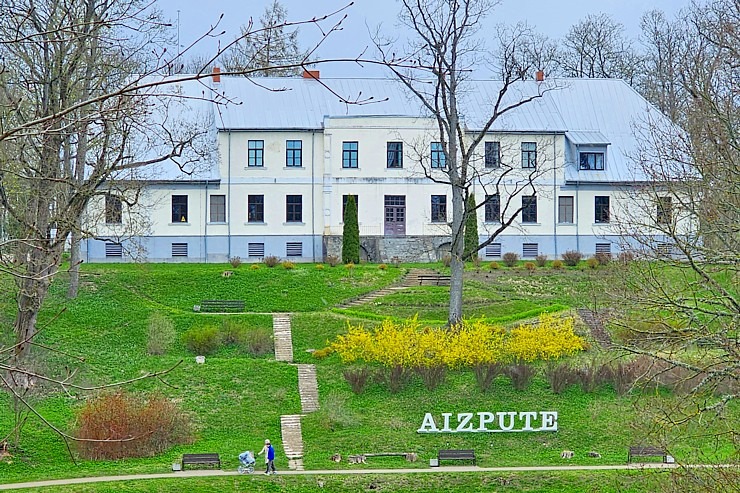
[302,69,320,80]
[212,67,221,83]
[535,70,544,82]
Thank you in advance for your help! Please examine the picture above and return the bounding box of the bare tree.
[220,0,308,75]
[609,1,739,472]
[377,0,553,324]
[559,13,642,84]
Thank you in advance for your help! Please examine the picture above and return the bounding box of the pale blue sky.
[157,0,691,76]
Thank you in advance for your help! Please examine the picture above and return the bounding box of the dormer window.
[579,151,605,171]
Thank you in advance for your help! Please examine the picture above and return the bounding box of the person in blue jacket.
[262,438,276,475]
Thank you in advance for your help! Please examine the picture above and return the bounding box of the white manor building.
[81,71,672,263]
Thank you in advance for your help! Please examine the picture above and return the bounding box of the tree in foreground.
[608,0,738,483]
[463,193,479,261]
[342,195,360,264]
[377,0,553,324]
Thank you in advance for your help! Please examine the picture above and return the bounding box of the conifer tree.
[464,193,479,261]
[342,195,360,263]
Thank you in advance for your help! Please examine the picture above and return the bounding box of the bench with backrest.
[181,453,221,469]
[194,300,245,312]
[438,449,476,465]
[418,275,451,286]
[627,446,667,463]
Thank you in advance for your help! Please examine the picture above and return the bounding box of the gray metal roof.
[178,76,670,184]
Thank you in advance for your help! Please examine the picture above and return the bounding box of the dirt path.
[3,463,731,490]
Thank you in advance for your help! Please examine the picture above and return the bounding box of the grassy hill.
[0,262,736,490]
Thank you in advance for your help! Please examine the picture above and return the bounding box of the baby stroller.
[238,450,256,474]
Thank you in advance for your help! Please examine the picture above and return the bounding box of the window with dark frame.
[209,195,226,223]
[521,142,537,169]
[521,195,537,223]
[387,142,403,168]
[485,194,500,222]
[431,195,447,222]
[342,195,358,221]
[342,141,358,168]
[248,140,264,167]
[286,195,303,222]
[579,152,605,170]
[105,194,122,224]
[171,195,188,223]
[431,142,446,168]
[248,195,264,222]
[558,196,574,223]
[657,196,672,224]
[286,140,302,167]
[595,196,610,223]
[485,141,500,168]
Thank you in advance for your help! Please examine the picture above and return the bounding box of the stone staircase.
[272,313,293,362]
[280,414,305,471]
[337,268,436,308]
[297,364,320,413]
[577,308,613,348]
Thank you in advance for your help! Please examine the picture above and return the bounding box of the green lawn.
[0,262,736,490]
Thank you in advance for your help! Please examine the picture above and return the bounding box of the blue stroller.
[238,450,256,474]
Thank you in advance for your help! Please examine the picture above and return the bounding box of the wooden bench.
[418,275,451,286]
[181,453,221,469]
[194,300,245,312]
[438,449,476,465]
[627,446,667,463]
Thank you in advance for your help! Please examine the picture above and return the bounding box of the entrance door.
[384,195,406,236]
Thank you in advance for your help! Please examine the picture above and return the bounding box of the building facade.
[81,73,672,263]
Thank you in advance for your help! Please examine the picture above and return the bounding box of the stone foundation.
[323,236,451,263]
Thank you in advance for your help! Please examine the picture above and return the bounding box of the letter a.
[417,413,439,433]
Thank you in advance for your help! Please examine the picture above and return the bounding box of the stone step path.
[280,414,305,471]
[297,364,320,413]
[337,268,436,308]
[273,313,293,362]
[577,309,613,349]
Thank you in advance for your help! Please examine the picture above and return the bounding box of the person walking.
[258,439,276,475]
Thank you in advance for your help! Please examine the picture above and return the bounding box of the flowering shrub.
[331,314,583,370]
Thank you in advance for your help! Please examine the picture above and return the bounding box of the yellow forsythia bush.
[331,314,584,369]
[507,314,584,362]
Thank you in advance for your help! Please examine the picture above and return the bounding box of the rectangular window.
[657,196,672,224]
[171,243,188,257]
[485,194,500,222]
[579,152,605,170]
[286,195,302,222]
[105,194,122,224]
[171,195,188,223]
[209,195,226,223]
[286,242,303,257]
[248,242,265,257]
[286,140,302,167]
[485,141,500,168]
[521,195,537,223]
[387,142,403,168]
[485,243,502,258]
[105,242,123,257]
[431,195,447,222]
[521,142,537,169]
[342,141,358,168]
[523,243,539,258]
[558,196,574,224]
[248,195,264,222]
[595,196,610,223]
[342,195,358,221]
[248,140,264,167]
[431,142,446,168]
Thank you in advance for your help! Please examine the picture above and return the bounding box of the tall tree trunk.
[67,229,81,299]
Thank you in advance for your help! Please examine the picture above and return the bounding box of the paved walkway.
[3,463,734,490]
